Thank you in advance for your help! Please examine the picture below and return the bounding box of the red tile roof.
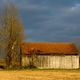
[21,42,78,55]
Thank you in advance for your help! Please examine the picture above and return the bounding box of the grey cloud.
[0,0,80,42]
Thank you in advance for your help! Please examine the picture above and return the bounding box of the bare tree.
[28,48,40,68]
[0,3,24,69]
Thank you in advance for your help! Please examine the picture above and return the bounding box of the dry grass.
[0,70,80,80]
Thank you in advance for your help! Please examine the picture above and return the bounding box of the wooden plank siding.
[22,55,79,69]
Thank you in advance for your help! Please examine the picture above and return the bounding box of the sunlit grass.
[0,70,80,80]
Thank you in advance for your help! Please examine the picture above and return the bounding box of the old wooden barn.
[21,42,79,69]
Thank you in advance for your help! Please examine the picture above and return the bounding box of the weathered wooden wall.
[22,55,79,69]
[22,55,29,66]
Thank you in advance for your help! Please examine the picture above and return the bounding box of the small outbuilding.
[21,42,79,69]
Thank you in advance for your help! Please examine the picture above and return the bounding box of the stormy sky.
[0,0,80,42]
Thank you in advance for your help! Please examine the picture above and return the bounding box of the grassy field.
[0,69,80,80]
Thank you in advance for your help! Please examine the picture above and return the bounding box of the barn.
[21,42,79,69]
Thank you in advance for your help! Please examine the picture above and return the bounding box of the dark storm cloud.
[0,0,80,42]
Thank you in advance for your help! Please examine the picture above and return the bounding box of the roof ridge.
[24,42,74,44]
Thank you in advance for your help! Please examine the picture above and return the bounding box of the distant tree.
[0,3,24,69]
